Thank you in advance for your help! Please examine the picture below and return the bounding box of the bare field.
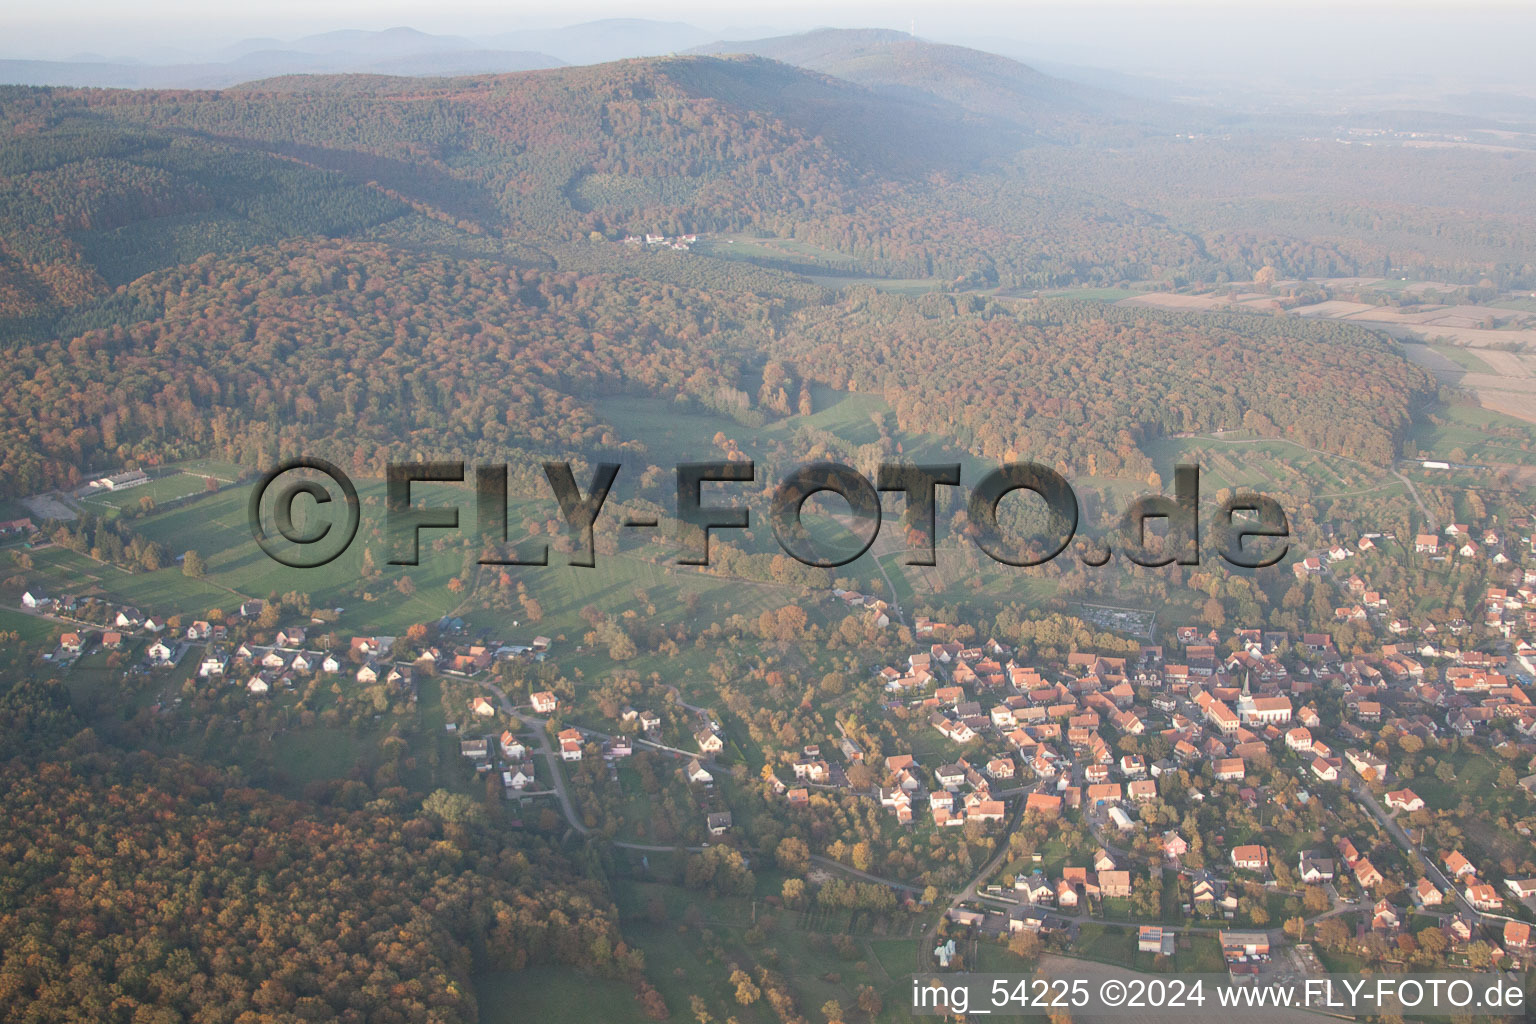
[1115,293,1231,312]
[1465,383,1536,425]
[1291,299,1377,318]
[1398,344,1536,425]
[1343,317,1536,349]
[1468,348,1529,376]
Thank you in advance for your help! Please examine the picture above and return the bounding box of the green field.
[0,607,63,644]
[476,966,645,1024]
[78,472,212,514]
[1408,399,1536,466]
[1422,343,1497,375]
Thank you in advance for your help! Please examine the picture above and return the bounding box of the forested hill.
[0,241,1433,499]
[689,28,1194,134]
[0,742,633,1023]
[3,50,1534,328]
[0,55,1014,317]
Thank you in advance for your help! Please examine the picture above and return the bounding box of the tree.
[1008,932,1042,960]
[776,836,810,873]
[1417,926,1448,959]
[731,970,760,1006]
[1316,918,1349,950]
[637,981,670,1020]
[421,788,485,824]
[820,1000,844,1024]
[856,986,882,1018]
[181,550,204,577]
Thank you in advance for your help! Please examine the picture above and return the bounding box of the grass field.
[1421,343,1497,375]
[476,966,644,1024]
[0,607,62,643]
[1071,923,1225,973]
[1408,399,1536,465]
[78,472,211,514]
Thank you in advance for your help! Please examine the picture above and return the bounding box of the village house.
[503,764,536,790]
[1465,883,1502,911]
[1213,757,1246,782]
[1025,792,1062,817]
[1285,726,1313,752]
[1444,850,1476,878]
[1099,870,1132,898]
[1354,858,1384,888]
[1298,853,1335,883]
[499,731,526,760]
[1231,845,1269,872]
[1505,878,1536,900]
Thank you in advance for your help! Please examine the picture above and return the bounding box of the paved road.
[919,797,1026,962]
[1391,463,1439,531]
[808,853,922,893]
[475,678,591,835]
[1342,769,1494,921]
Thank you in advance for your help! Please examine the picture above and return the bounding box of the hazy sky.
[7,0,1536,98]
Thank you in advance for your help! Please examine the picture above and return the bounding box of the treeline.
[0,241,780,497]
[780,294,1435,473]
[51,511,170,572]
[0,241,1435,499]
